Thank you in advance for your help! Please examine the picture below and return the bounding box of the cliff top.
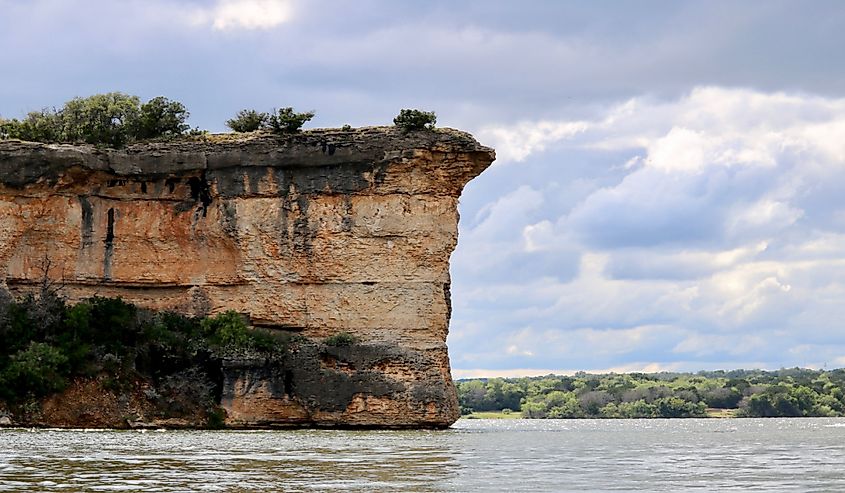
[0,126,495,187]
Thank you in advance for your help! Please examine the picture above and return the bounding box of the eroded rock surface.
[0,127,494,428]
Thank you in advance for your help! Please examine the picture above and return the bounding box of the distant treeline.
[456,369,845,418]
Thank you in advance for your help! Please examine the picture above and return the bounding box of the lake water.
[2,418,845,492]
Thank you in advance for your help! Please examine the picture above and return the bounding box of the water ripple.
[2,418,845,491]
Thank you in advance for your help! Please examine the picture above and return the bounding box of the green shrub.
[0,109,63,143]
[61,92,142,147]
[249,328,289,354]
[324,332,358,347]
[226,109,269,132]
[266,107,315,134]
[201,310,251,349]
[206,406,227,429]
[654,396,706,418]
[135,96,190,139]
[86,296,139,352]
[393,109,436,132]
[0,93,192,147]
[1,342,69,400]
[341,124,353,131]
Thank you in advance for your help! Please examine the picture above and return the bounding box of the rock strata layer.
[0,127,494,428]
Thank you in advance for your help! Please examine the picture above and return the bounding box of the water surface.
[2,418,845,491]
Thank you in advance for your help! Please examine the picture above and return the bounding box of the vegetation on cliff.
[0,93,190,147]
[0,286,294,425]
[393,109,437,132]
[1,92,442,148]
[457,370,845,418]
[226,107,315,133]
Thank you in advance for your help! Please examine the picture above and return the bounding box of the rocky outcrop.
[0,127,494,428]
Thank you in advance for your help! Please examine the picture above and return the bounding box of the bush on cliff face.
[226,109,269,132]
[0,342,69,400]
[324,332,358,347]
[202,310,252,349]
[0,292,290,410]
[393,109,436,132]
[0,93,191,147]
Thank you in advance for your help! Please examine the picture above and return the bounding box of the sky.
[2,0,845,377]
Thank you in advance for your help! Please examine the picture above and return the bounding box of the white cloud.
[646,127,709,172]
[451,86,845,374]
[480,86,845,170]
[726,199,804,237]
[191,0,293,31]
[478,120,590,163]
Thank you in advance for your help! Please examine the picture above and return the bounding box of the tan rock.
[0,127,495,428]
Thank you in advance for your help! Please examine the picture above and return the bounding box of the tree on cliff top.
[225,107,314,134]
[0,93,191,147]
[225,109,269,133]
[393,109,436,132]
[266,107,315,134]
[135,96,191,139]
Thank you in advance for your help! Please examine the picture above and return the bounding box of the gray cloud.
[452,87,845,372]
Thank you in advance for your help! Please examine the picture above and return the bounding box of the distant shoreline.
[461,409,741,420]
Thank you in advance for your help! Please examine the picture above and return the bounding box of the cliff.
[0,127,494,428]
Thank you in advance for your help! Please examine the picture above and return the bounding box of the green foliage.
[135,96,190,139]
[206,406,227,429]
[61,93,141,147]
[457,369,845,419]
[323,332,359,347]
[0,93,192,147]
[457,377,525,412]
[341,124,353,131]
[202,310,251,349]
[393,109,436,132]
[0,294,295,407]
[654,396,706,418]
[199,310,288,356]
[266,107,315,134]
[226,109,269,132]
[703,386,743,408]
[0,109,63,143]
[249,328,289,354]
[615,399,657,418]
[0,342,68,399]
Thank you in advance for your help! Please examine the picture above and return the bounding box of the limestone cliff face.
[0,127,494,428]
